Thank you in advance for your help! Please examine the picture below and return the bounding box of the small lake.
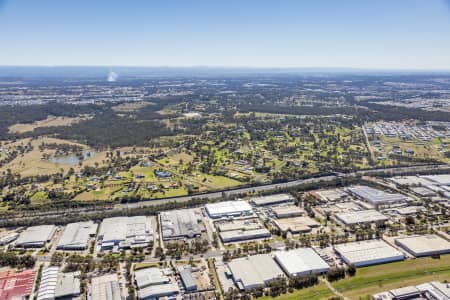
[48,150,96,165]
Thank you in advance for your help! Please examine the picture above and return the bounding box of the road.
[120,163,450,210]
[2,164,449,225]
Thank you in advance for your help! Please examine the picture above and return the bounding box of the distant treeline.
[0,102,101,139]
[238,102,450,123]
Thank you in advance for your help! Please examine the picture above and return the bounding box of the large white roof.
[334,240,404,267]
[335,209,388,225]
[160,208,204,239]
[16,225,56,246]
[274,248,329,276]
[99,216,152,246]
[348,185,406,205]
[395,234,450,256]
[57,221,97,249]
[205,200,252,217]
[228,254,285,289]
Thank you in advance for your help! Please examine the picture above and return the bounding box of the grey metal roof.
[274,248,330,276]
[134,268,169,289]
[227,254,285,289]
[160,208,204,240]
[16,225,56,247]
[57,221,97,250]
[179,269,196,290]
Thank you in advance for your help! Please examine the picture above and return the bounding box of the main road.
[118,163,450,209]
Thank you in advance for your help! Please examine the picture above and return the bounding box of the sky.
[0,0,450,69]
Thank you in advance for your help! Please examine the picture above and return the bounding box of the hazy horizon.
[1,0,450,69]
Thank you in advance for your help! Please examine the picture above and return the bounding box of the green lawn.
[332,255,450,299]
[30,191,50,205]
[259,283,333,300]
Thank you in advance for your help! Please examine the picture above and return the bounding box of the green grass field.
[259,283,333,300]
[332,255,450,299]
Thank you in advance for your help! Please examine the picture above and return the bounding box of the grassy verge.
[259,282,333,300]
[332,255,450,299]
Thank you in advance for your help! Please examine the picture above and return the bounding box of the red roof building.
[0,269,36,300]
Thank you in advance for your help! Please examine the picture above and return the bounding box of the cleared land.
[8,115,91,134]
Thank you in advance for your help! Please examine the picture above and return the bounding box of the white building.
[57,221,98,250]
[205,200,253,219]
[274,248,330,277]
[227,254,285,290]
[335,210,388,226]
[160,208,204,240]
[15,225,56,248]
[98,216,153,250]
[90,274,122,300]
[347,185,407,206]
[395,235,450,257]
[334,240,405,267]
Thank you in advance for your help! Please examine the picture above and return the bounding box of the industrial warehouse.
[205,200,253,219]
[216,218,271,243]
[395,234,450,257]
[227,254,285,290]
[334,240,405,267]
[56,221,98,250]
[274,216,320,234]
[160,208,205,240]
[90,274,121,300]
[335,209,389,226]
[250,193,295,206]
[98,216,153,250]
[15,225,56,248]
[271,205,305,218]
[134,267,179,299]
[347,185,407,206]
[274,248,330,277]
[36,267,81,300]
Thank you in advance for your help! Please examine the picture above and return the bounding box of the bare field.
[8,115,91,134]
[0,137,108,176]
[112,101,154,112]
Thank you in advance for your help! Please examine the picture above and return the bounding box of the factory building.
[137,283,179,300]
[227,254,285,290]
[179,268,197,292]
[98,216,153,250]
[422,175,450,186]
[0,232,19,246]
[57,221,98,250]
[347,185,407,206]
[334,240,405,267]
[134,268,169,289]
[205,200,253,219]
[274,248,330,277]
[216,218,271,243]
[220,228,271,243]
[37,267,81,300]
[373,281,450,300]
[272,205,305,218]
[335,210,388,226]
[395,234,450,257]
[250,193,295,206]
[90,274,122,300]
[160,208,204,240]
[274,216,320,234]
[15,225,56,248]
[0,269,35,300]
[134,268,179,300]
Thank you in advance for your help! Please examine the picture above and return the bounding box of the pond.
[48,150,96,165]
